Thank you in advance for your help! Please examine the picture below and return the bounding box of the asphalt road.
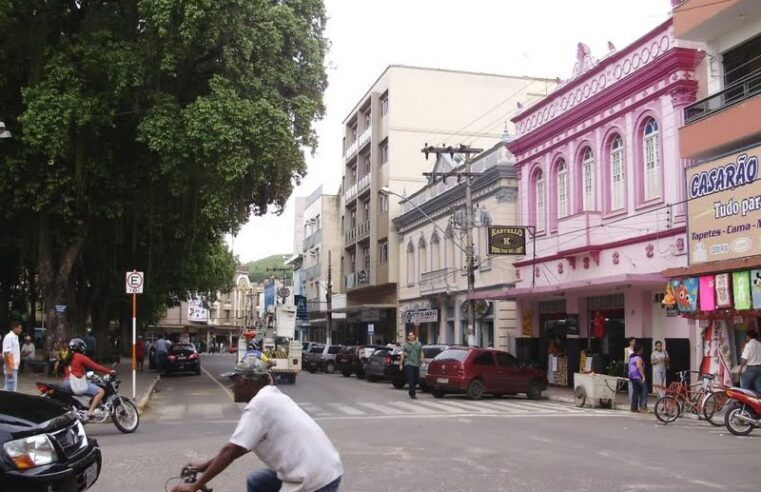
[87,353,761,492]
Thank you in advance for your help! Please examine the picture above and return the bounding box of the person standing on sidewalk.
[739,328,761,392]
[3,321,22,391]
[651,341,669,397]
[628,344,646,413]
[136,336,146,371]
[155,334,171,374]
[20,335,36,373]
[399,332,423,399]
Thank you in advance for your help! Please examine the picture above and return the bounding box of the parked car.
[425,348,547,400]
[304,344,342,373]
[165,343,201,375]
[0,391,102,492]
[302,341,320,366]
[336,344,390,378]
[365,347,406,387]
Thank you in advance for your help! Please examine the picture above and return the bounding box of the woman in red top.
[135,336,146,371]
[63,338,115,417]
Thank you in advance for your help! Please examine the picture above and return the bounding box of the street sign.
[55,304,67,314]
[125,271,144,294]
[367,323,375,335]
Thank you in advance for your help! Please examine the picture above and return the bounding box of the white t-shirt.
[741,338,761,366]
[3,331,20,370]
[230,385,342,492]
[21,342,36,360]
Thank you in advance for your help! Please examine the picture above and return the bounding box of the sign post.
[125,271,144,399]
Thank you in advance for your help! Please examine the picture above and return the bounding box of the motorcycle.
[36,371,140,434]
[723,386,761,436]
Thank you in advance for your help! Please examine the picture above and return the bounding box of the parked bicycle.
[653,370,725,425]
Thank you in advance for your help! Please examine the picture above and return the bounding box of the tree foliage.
[0,0,328,343]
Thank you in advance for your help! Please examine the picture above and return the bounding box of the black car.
[165,343,201,375]
[365,347,405,387]
[0,391,102,492]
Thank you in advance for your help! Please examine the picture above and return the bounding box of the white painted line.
[410,400,470,414]
[389,401,439,414]
[202,365,234,402]
[358,402,407,414]
[432,399,496,413]
[326,403,367,416]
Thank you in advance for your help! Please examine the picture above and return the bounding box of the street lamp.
[380,186,477,347]
[0,121,12,139]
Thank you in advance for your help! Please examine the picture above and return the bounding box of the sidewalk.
[14,360,160,415]
[544,384,657,411]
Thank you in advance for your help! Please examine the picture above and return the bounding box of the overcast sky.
[228,0,672,263]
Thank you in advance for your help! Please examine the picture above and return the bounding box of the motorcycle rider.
[62,338,116,418]
[172,353,342,492]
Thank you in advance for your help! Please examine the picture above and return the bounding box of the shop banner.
[671,278,698,313]
[686,144,761,265]
[732,271,752,310]
[752,269,761,309]
[699,275,716,311]
[403,309,439,325]
[715,273,732,308]
[488,226,526,255]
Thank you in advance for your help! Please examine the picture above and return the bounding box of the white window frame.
[535,170,545,232]
[610,136,625,211]
[582,148,594,211]
[557,160,569,219]
[406,243,415,285]
[380,92,389,116]
[379,240,388,265]
[643,118,661,201]
[380,141,388,164]
[431,235,440,271]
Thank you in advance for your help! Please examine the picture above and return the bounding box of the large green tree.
[0,0,328,343]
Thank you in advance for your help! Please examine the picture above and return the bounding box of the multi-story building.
[664,0,761,382]
[339,65,557,344]
[394,140,520,350]
[497,20,703,387]
[295,185,344,343]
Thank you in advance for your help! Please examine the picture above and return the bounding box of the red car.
[425,348,547,400]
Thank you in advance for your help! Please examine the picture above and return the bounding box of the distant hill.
[244,254,293,283]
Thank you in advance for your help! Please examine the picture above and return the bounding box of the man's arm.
[174,443,247,492]
[399,348,405,369]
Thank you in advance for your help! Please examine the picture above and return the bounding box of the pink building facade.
[494,20,704,386]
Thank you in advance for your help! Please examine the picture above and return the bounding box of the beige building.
[338,65,557,344]
[394,141,520,350]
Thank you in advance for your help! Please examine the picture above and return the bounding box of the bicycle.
[653,370,720,424]
[164,466,213,492]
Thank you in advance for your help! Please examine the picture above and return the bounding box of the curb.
[136,376,160,415]
[546,392,654,412]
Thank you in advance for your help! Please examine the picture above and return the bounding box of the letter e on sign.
[125,271,144,294]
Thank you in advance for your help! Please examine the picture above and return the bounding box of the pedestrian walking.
[651,341,669,397]
[2,321,23,391]
[171,353,342,492]
[20,335,36,373]
[136,336,146,371]
[739,328,761,392]
[400,332,423,399]
[155,334,171,374]
[628,344,646,413]
[83,328,97,360]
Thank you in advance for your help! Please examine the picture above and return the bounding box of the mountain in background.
[243,254,293,283]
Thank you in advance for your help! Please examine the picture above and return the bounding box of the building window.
[556,159,568,219]
[380,140,388,164]
[406,242,415,285]
[362,200,370,221]
[314,248,320,265]
[643,118,661,201]
[349,252,356,273]
[431,233,441,271]
[350,166,357,185]
[364,111,371,130]
[610,135,625,211]
[418,237,427,277]
[380,92,389,116]
[350,209,356,229]
[582,148,594,211]
[446,226,456,275]
[351,125,357,142]
[362,154,371,175]
[362,246,370,271]
[535,169,545,232]
[379,192,389,213]
[379,240,388,264]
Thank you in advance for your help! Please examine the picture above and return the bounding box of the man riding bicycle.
[171,353,342,492]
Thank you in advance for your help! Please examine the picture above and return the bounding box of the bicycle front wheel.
[702,391,729,427]
[655,395,681,424]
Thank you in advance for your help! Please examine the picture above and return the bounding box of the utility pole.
[265,267,291,303]
[326,251,333,346]
[422,144,482,347]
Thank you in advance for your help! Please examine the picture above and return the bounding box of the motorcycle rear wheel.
[724,403,754,436]
[112,397,140,433]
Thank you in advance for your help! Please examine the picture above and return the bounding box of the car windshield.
[434,349,468,362]
[328,346,342,354]
[423,347,443,359]
[309,346,324,353]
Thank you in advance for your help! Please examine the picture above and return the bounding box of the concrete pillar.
[454,296,463,345]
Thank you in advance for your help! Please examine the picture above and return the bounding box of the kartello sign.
[687,144,761,265]
[488,226,526,255]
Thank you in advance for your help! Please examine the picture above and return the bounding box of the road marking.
[326,403,367,416]
[202,365,234,402]
[358,402,407,414]
[389,401,439,414]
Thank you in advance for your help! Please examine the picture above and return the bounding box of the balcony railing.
[303,229,322,251]
[343,126,371,160]
[685,69,761,124]
[345,272,356,290]
[344,173,371,202]
[345,220,371,245]
[303,263,321,280]
[418,267,451,295]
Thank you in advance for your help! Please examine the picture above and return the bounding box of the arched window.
[610,135,625,211]
[582,148,594,211]
[418,237,427,277]
[445,226,456,278]
[557,159,569,218]
[431,233,441,271]
[406,242,415,285]
[643,118,661,200]
[535,170,545,232]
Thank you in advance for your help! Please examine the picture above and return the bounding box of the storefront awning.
[468,273,667,301]
[662,254,761,278]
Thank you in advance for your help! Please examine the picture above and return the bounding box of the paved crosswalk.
[147,397,618,423]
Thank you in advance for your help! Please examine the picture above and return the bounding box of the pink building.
[482,20,704,387]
